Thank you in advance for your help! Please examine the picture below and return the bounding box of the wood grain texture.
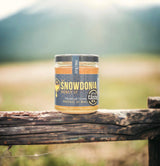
[0,108,160,145]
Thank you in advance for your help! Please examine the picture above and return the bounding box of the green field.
[0,55,160,166]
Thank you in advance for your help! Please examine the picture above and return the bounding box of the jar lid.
[55,54,99,62]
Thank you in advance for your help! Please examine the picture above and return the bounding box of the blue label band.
[72,56,79,76]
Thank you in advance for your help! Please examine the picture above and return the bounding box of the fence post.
[148,97,160,166]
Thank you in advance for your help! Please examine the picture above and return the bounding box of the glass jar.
[55,54,99,114]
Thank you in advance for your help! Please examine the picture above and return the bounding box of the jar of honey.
[55,54,99,114]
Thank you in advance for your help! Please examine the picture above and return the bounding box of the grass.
[0,55,160,166]
[100,76,160,109]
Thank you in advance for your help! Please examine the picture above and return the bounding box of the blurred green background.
[0,0,160,166]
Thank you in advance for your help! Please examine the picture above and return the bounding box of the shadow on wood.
[148,97,160,166]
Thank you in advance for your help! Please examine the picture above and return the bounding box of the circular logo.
[87,89,98,106]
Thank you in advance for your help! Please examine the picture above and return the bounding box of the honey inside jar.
[55,55,99,114]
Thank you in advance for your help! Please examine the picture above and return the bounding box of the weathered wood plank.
[148,97,160,109]
[149,139,160,166]
[0,108,160,145]
[148,97,160,166]
[1,109,160,126]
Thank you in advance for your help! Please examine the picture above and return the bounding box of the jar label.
[55,74,98,106]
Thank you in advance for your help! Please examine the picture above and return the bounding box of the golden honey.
[55,54,99,114]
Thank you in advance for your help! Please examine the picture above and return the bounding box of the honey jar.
[55,54,99,114]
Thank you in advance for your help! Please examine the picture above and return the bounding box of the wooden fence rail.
[0,97,160,166]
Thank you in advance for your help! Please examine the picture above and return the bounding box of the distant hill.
[0,2,160,62]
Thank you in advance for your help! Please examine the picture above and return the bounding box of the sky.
[0,0,160,20]
[0,0,38,20]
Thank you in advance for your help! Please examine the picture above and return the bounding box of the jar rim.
[55,54,99,62]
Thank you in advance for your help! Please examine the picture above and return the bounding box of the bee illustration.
[55,78,60,97]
